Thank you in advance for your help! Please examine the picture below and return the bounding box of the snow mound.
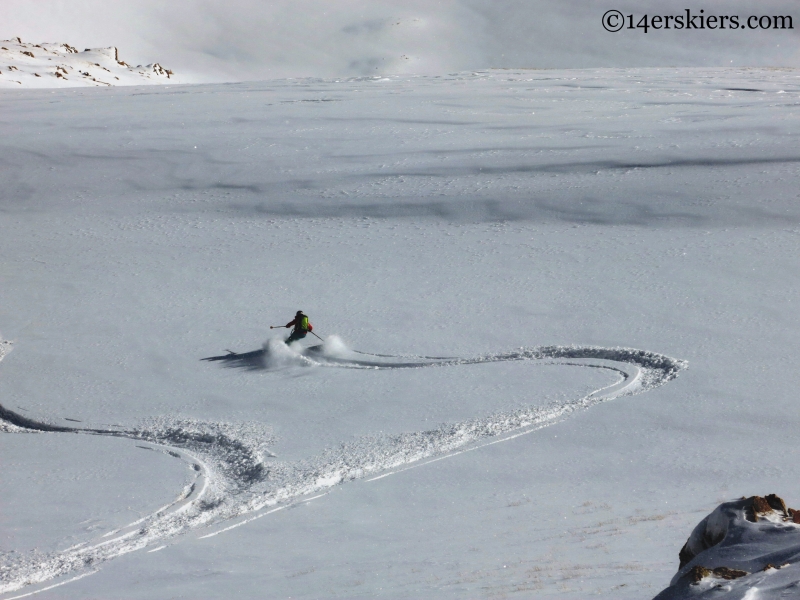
[0,37,175,88]
[654,494,800,599]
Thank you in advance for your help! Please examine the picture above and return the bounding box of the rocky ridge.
[0,37,175,88]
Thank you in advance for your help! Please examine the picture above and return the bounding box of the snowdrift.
[0,37,174,88]
[654,494,800,599]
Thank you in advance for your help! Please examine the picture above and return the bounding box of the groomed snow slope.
[1,68,800,599]
[0,38,174,88]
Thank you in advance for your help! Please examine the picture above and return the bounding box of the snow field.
[1,68,800,598]
[0,333,684,595]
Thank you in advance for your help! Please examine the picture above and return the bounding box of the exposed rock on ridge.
[0,37,175,88]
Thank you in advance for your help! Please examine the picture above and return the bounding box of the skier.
[282,310,313,345]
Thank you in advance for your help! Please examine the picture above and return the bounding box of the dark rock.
[712,566,748,580]
[687,565,712,583]
[686,565,748,585]
[766,494,788,517]
[749,494,789,522]
[678,542,694,569]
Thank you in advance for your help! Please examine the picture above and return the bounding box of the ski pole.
[311,331,324,341]
[269,325,287,329]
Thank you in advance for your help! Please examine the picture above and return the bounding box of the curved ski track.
[0,339,686,597]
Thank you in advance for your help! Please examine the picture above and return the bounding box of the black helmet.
[296,310,304,315]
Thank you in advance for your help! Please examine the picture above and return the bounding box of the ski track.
[0,338,687,597]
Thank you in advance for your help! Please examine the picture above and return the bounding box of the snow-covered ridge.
[0,37,174,88]
[654,494,800,599]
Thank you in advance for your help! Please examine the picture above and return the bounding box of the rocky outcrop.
[0,38,176,88]
[654,495,800,599]
[686,565,749,583]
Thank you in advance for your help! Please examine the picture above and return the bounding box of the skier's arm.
[307,323,313,332]
[285,319,296,328]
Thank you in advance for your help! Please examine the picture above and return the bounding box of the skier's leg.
[286,331,308,345]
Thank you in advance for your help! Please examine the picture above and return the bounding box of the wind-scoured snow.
[0,38,174,88]
[0,338,684,596]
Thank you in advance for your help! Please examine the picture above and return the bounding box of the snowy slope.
[1,68,800,599]
[0,342,685,596]
[0,38,174,88]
